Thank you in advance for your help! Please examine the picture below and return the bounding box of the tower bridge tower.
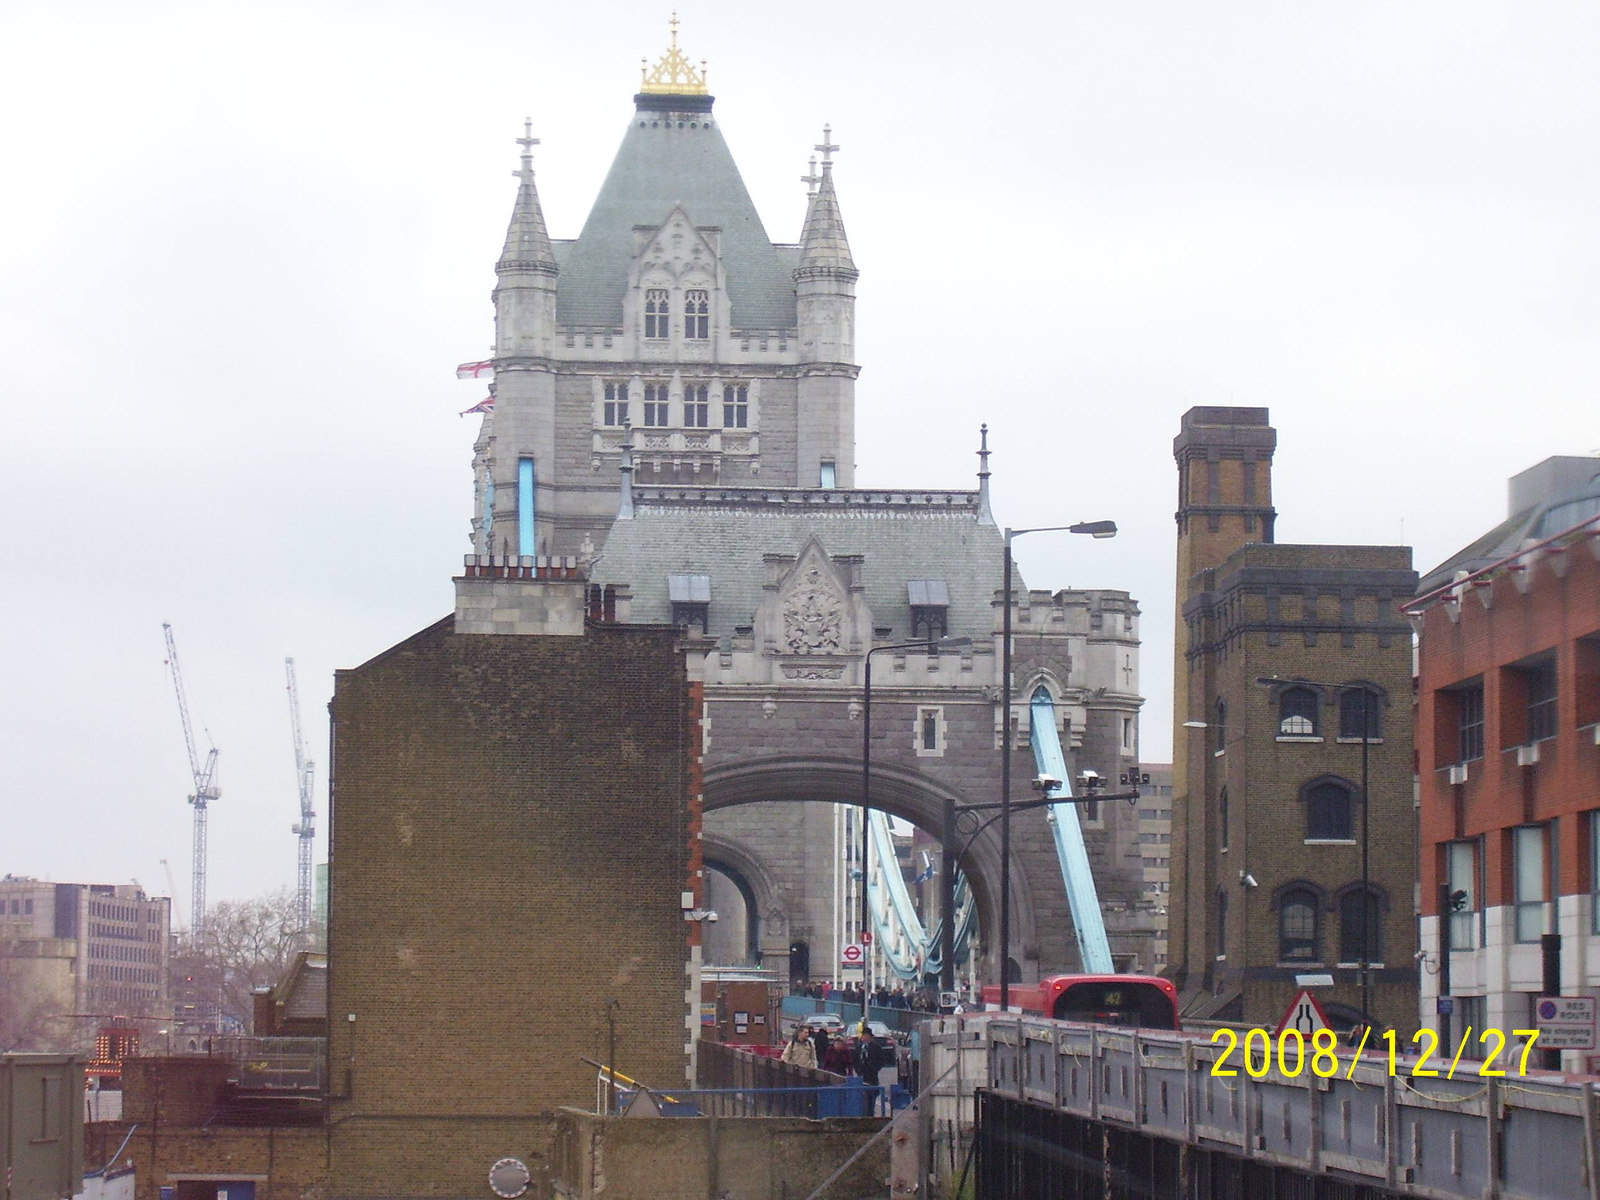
[476,24,858,560]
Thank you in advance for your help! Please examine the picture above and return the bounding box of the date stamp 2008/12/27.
[1209,1027,1544,1079]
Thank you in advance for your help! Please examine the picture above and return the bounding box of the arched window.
[683,383,710,428]
[1216,889,1228,958]
[1304,779,1355,841]
[1278,686,1319,736]
[644,289,669,339]
[1339,686,1382,740]
[1338,886,1384,964]
[643,382,670,427]
[684,289,709,339]
[1278,887,1320,962]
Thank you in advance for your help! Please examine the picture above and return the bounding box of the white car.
[800,1013,846,1033]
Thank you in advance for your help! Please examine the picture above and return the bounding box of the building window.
[684,289,709,339]
[722,384,749,428]
[603,381,629,427]
[684,383,710,428]
[1339,686,1382,740]
[1446,840,1478,950]
[1591,814,1600,936]
[1214,699,1227,754]
[1278,686,1319,736]
[1514,825,1547,943]
[1527,657,1558,743]
[644,289,669,339]
[1216,890,1228,958]
[1218,786,1229,850]
[908,580,950,641]
[915,707,945,757]
[820,461,837,489]
[1279,888,1320,963]
[1304,779,1354,841]
[1122,717,1135,752]
[1338,887,1382,965]
[643,383,670,427]
[668,573,711,634]
[1458,683,1485,763]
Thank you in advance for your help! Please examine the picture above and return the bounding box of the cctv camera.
[1034,773,1062,793]
[706,910,718,922]
[1077,769,1104,792]
[1240,873,1258,889]
[1413,949,1429,961]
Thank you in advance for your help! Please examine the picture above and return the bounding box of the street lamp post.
[998,521,1116,1013]
[862,635,970,1001]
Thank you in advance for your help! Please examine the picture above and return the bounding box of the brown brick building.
[1411,456,1600,1070]
[1167,407,1419,1030]
[323,569,701,1196]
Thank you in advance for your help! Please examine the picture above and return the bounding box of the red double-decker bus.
[981,974,1180,1030]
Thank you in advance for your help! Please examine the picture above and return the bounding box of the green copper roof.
[555,108,798,330]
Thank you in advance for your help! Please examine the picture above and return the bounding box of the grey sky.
[2,0,1596,907]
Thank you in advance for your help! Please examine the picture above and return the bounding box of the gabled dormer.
[625,205,730,361]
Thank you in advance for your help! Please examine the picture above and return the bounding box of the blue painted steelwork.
[865,810,975,981]
[517,458,535,556]
[1029,689,1114,974]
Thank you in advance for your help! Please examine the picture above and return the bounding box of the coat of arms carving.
[782,567,843,655]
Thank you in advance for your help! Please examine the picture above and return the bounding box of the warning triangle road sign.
[1275,989,1331,1038]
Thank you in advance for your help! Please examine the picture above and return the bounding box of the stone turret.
[794,127,859,489]
[484,120,560,558]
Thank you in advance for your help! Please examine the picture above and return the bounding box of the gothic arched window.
[1278,686,1319,737]
[1278,887,1320,962]
[644,289,669,339]
[1304,778,1355,841]
[1338,886,1384,964]
[684,289,709,339]
[1339,686,1382,740]
[684,383,709,428]
[603,381,629,427]
[643,382,670,427]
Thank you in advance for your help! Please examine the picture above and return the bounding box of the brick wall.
[325,615,695,1195]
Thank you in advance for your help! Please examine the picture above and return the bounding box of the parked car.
[801,1013,846,1033]
[865,1020,898,1045]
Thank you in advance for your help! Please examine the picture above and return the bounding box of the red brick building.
[1411,456,1600,1070]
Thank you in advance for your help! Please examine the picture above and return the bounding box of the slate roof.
[554,109,799,330]
[590,492,1003,638]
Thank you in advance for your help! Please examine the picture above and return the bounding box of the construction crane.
[159,857,186,936]
[285,658,316,946]
[162,623,219,944]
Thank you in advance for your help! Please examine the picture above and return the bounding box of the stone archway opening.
[701,756,1039,991]
[702,858,760,967]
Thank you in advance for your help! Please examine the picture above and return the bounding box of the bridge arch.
[702,830,791,968]
[702,754,1040,981]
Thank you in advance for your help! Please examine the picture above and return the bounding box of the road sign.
[1536,996,1597,1050]
[1437,996,1455,1016]
[1275,989,1331,1038]
[841,943,865,967]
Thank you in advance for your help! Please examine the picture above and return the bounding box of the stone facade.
[1167,407,1419,1030]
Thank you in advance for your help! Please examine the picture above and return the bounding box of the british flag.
[459,396,495,417]
[455,360,494,380]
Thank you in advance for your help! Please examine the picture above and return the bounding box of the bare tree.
[0,954,69,1052]
[191,887,306,1032]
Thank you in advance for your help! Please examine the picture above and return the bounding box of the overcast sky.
[2,0,1596,911]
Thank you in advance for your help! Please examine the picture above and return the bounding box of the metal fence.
[207,1036,325,1092]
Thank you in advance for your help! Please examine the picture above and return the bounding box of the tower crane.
[161,623,219,944]
[285,658,316,946]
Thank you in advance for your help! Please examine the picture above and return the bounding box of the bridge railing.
[985,1016,1600,1200]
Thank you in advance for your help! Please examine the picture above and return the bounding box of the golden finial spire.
[639,11,710,95]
